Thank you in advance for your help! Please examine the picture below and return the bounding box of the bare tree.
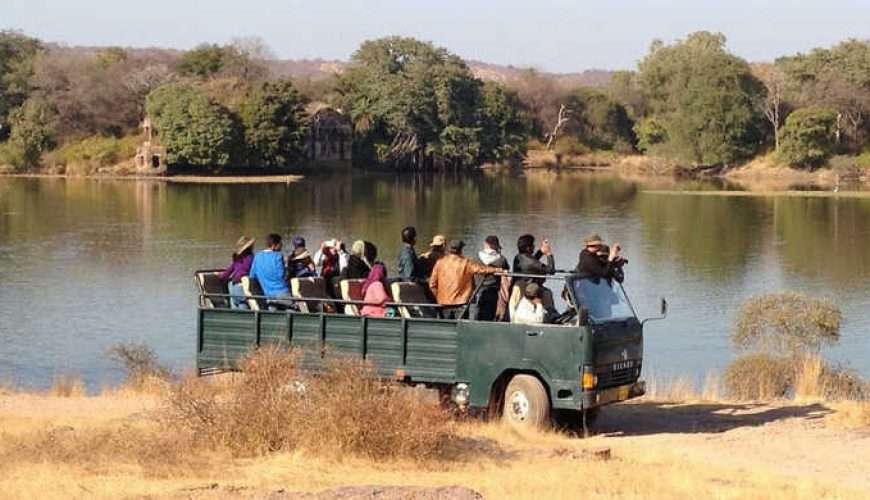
[752,63,787,151]
[545,104,571,150]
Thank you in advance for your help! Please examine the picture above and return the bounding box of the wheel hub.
[508,390,530,421]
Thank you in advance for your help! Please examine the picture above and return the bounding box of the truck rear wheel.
[502,374,550,428]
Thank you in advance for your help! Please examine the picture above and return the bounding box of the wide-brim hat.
[584,233,604,246]
[235,236,255,254]
[429,234,447,247]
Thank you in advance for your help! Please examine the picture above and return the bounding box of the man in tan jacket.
[430,239,504,319]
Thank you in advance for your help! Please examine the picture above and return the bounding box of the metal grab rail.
[198,291,446,310]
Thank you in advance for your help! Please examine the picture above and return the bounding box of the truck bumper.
[581,380,645,410]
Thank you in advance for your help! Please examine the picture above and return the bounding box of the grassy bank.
[2,349,868,499]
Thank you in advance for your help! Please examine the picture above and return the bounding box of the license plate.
[617,385,630,400]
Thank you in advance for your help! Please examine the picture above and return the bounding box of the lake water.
[1,172,869,390]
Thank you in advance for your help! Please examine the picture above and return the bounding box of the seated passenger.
[514,283,546,325]
[430,240,504,320]
[512,234,558,319]
[218,236,255,309]
[360,263,390,318]
[575,234,624,281]
[289,236,316,278]
[472,235,510,321]
[249,233,292,300]
[418,234,446,280]
[314,239,341,282]
[341,240,372,279]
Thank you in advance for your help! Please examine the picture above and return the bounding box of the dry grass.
[829,401,870,429]
[164,347,457,460]
[47,374,86,398]
[723,354,793,400]
[643,371,721,402]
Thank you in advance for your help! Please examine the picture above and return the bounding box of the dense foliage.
[145,83,241,167]
[636,32,765,165]
[2,30,870,172]
[338,37,530,168]
[778,108,838,168]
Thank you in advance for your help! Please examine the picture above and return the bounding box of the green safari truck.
[195,272,665,428]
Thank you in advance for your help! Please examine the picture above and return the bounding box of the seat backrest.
[195,271,230,309]
[240,276,267,311]
[508,285,523,323]
[391,282,439,319]
[290,277,330,313]
[340,279,366,316]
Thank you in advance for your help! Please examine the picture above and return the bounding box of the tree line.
[1,30,869,172]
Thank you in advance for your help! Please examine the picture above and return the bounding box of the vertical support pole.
[400,318,408,366]
[361,316,368,358]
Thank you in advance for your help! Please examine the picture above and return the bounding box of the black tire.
[502,374,550,428]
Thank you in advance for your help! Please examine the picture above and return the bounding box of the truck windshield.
[572,278,636,322]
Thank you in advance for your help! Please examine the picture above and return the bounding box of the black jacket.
[575,249,624,282]
[341,255,371,280]
[512,250,555,276]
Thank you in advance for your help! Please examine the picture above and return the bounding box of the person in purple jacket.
[219,236,255,309]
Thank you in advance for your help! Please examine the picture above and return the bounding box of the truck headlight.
[451,383,470,407]
[582,365,597,390]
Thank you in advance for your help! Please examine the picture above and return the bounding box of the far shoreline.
[0,172,305,184]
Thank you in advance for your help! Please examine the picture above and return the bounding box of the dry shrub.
[733,293,841,355]
[47,374,86,397]
[830,401,870,429]
[301,359,455,461]
[108,342,171,391]
[645,375,699,401]
[164,347,456,461]
[0,425,212,477]
[723,354,793,401]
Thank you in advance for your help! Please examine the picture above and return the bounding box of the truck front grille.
[596,361,640,389]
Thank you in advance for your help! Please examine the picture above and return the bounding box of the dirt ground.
[1,393,868,499]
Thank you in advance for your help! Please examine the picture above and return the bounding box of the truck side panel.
[197,309,458,383]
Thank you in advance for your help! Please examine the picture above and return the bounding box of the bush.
[48,135,138,173]
[0,141,25,170]
[856,151,870,170]
[165,347,456,460]
[733,292,841,355]
[778,107,838,169]
[108,342,171,391]
[723,353,793,400]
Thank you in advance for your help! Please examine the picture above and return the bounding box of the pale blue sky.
[6,0,870,72]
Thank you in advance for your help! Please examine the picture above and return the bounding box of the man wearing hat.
[429,239,504,319]
[575,233,623,280]
[417,234,447,280]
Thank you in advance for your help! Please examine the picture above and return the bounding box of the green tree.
[778,107,838,168]
[8,98,57,168]
[145,83,241,168]
[565,88,636,152]
[240,80,308,167]
[177,44,227,78]
[0,31,41,139]
[478,82,531,162]
[637,32,765,166]
[339,37,527,169]
[634,117,668,153]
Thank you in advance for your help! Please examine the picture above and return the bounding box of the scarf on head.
[478,248,502,266]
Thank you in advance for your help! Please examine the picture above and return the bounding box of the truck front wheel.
[502,375,550,428]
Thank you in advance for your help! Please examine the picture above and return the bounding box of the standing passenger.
[575,234,623,281]
[430,240,504,319]
[418,234,446,280]
[397,226,420,282]
[219,236,255,309]
[360,263,390,318]
[512,234,557,320]
[472,235,509,320]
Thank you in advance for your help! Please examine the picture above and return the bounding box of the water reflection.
[0,173,869,390]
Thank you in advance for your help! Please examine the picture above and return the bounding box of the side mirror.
[660,298,668,317]
[579,307,589,326]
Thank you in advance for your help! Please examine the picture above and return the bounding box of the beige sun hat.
[235,236,255,254]
[429,234,447,247]
[584,233,604,246]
